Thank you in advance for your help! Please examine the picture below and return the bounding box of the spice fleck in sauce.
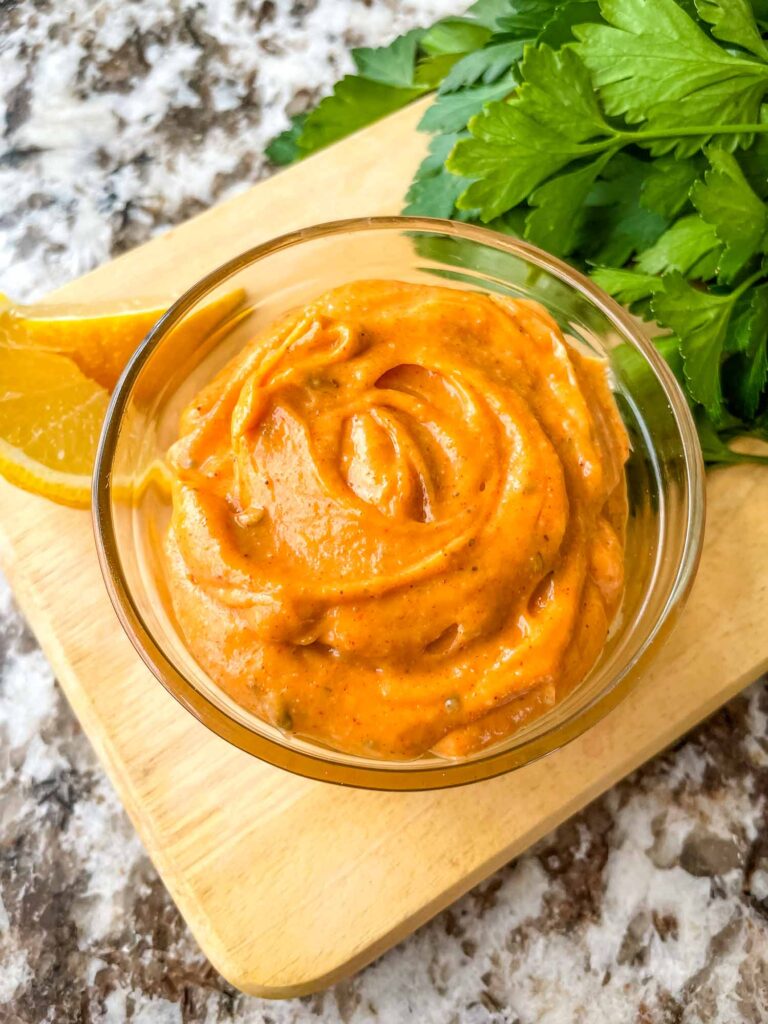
[165,281,629,758]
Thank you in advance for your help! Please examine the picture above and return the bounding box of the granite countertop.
[1,2,768,1021]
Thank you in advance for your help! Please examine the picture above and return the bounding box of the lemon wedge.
[1,297,170,391]
[0,289,245,508]
[0,345,109,507]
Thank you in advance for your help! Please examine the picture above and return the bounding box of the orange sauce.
[165,281,629,758]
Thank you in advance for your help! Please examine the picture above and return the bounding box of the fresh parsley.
[268,0,768,464]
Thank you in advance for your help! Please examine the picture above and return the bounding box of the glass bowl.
[92,217,704,790]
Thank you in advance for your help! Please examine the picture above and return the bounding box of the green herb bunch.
[268,0,768,463]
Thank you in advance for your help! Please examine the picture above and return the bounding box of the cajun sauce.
[165,281,628,758]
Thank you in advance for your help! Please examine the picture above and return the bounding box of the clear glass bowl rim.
[92,215,705,790]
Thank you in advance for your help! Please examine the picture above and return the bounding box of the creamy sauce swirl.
[166,281,629,758]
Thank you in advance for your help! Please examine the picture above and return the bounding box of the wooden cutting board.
[2,100,768,997]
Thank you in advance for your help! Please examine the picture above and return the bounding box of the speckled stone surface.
[1,3,768,1022]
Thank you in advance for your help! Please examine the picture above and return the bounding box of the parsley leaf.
[441,0,600,93]
[726,282,768,416]
[420,18,493,56]
[403,133,474,218]
[583,154,667,265]
[298,77,427,153]
[724,288,756,354]
[268,22,458,160]
[740,108,768,198]
[416,54,467,88]
[352,28,426,87]
[635,214,722,278]
[652,272,742,416]
[439,38,526,92]
[465,0,516,29]
[512,44,608,137]
[496,0,603,43]
[695,0,768,61]
[418,76,515,133]
[495,0,562,36]
[640,156,702,218]
[575,0,768,155]
[449,46,618,220]
[691,149,768,282]
[525,152,614,256]
[655,335,685,383]
[416,18,495,86]
[538,0,603,45]
[265,114,307,166]
[296,27,433,154]
[590,266,662,305]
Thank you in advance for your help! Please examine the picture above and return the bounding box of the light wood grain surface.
[1,100,767,996]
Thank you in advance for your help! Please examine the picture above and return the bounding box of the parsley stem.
[618,124,768,141]
[731,268,766,299]
[581,123,768,156]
